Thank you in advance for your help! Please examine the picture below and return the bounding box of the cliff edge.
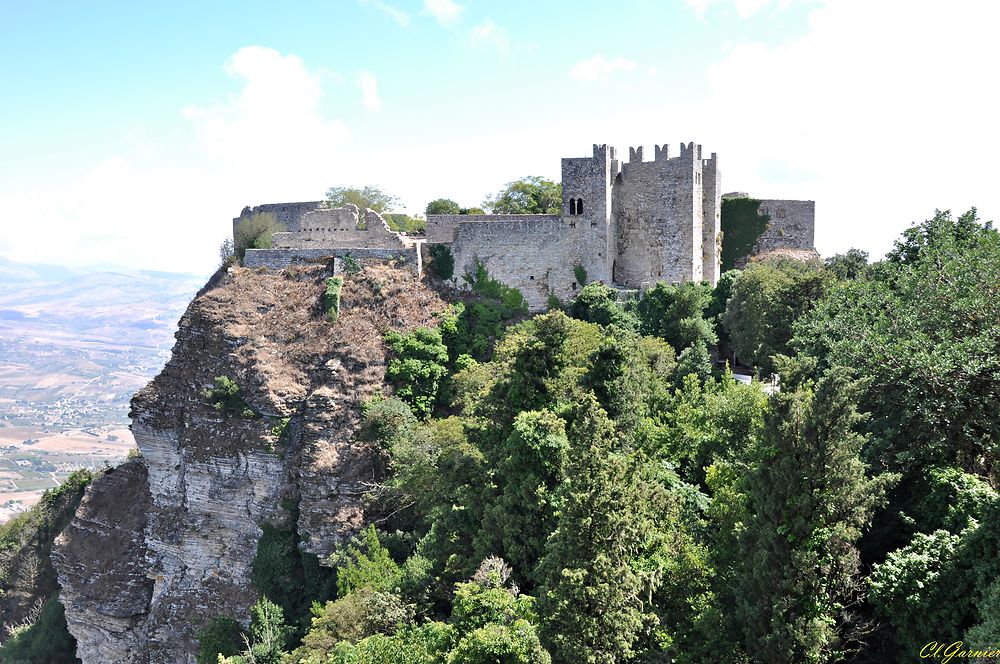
[53,262,448,663]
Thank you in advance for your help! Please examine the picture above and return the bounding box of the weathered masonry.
[235,141,816,311]
[427,142,814,310]
[238,203,419,270]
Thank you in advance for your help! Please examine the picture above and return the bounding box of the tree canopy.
[483,176,562,215]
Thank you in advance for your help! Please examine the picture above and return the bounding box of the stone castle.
[240,142,815,310]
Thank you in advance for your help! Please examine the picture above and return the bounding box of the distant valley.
[0,257,204,522]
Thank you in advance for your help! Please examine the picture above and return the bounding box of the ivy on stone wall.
[324,277,344,323]
[720,197,770,272]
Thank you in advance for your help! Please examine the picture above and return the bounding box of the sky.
[1,0,998,276]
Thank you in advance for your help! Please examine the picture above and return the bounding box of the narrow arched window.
[569,198,576,215]
[577,198,583,214]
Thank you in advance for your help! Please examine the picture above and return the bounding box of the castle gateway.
[239,142,816,311]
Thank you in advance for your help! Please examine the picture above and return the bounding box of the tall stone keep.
[612,142,720,288]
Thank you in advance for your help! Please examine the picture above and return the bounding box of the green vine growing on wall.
[720,197,770,272]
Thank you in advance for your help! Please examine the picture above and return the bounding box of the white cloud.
[360,71,381,111]
[569,55,637,81]
[695,0,1000,259]
[685,0,801,19]
[423,0,463,26]
[1,46,350,275]
[469,19,509,54]
[359,0,410,27]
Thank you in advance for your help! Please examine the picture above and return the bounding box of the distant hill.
[0,256,206,427]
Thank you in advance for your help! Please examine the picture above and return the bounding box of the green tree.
[234,212,286,262]
[385,327,450,418]
[638,281,716,352]
[568,283,639,331]
[824,249,869,280]
[325,185,399,214]
[426,198,462,215]
[484,176,562,215]
[792,209,1000,479]
[736,362,896,663]
[476,410,570,586]
[330,525,403,596]
[220,598,289,664]
[722,257,828,375]
[537,397,656,663]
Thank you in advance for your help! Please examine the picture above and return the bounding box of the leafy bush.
[342,255,362,274]
[324,276,344,323]
[428,245,454,280]
[385,327,449,418]
[219,598,289,664]
[202,376,256,417]
[0,595,78,664]
[250,519,335,642]
[463,260,527,313]
[572,264,587,286]
[330,525,403,596]
[197,616,245,664]
[568,283,638,331]
[234,212,286,262]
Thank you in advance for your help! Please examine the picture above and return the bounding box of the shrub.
[197,616,245,664]
[428,244,454,280]
[0,596,78,664]
[573,264,587,286]
[343,255,362,275]
[463,260,527,313]
[324,277,344,323]
[202,376,256,417]
[330,525,403,596]
[234,212,286,262]
[385,327,449,418]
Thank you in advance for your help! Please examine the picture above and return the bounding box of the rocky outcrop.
[53,460,153,663]
[53,262,448,663]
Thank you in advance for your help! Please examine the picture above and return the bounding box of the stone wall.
[233,201,321,235]
[448,216,577,310]
[755,199,815,253]
[614,143,703,288]
[561,144,617,284]
[427,214,557,244]
[701,154,721,285]
[272,205,406,250]
[243,246,418,271]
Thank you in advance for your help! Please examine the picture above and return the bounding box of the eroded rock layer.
[54,262,447,663]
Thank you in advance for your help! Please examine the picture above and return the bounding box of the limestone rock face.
[53,459,153,664]
[53,263,448,664]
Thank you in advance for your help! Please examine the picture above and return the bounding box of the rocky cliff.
[53,262,448,663]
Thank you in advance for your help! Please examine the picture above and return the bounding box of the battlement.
[236,141,814,311]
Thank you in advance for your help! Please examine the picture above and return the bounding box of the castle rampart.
[755,199,815,254]
[237,141,815,312]
[271,205,406,250]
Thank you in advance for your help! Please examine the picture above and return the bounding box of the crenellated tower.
[611,141,712,288]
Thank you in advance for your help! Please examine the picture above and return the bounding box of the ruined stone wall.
[701,154,721,285]
[755,199,815,253]
[271,206,406,250]
[243,246,417,271]
[233,201,321,235]
[614,143,703,288]
[447,216,577,310]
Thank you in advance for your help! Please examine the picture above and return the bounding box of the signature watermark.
[921,641,1000,662]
